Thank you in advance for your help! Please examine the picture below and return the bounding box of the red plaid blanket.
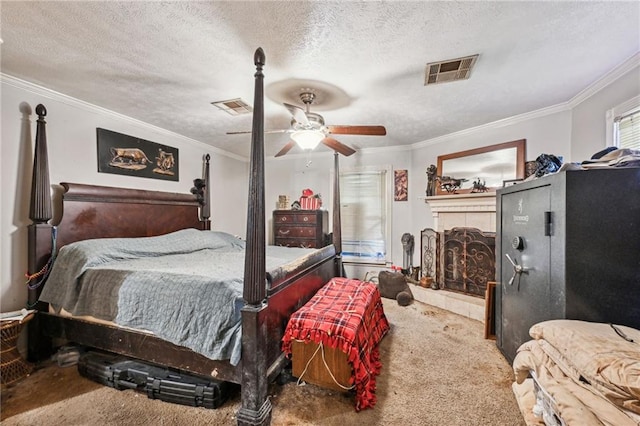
[282,277,390,411]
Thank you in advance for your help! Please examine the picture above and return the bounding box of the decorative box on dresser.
[495,167,640,363]
[273,210,329,248]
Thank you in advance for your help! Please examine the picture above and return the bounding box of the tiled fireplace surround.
[411,192,497,323]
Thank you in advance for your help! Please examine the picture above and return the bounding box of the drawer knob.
[280,217,287,222]
[303,217,309,222]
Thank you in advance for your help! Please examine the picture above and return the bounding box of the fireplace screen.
[440,227,495,297]
[420,228,438,279]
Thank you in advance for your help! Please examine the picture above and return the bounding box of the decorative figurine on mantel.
[471,178,489,193]
[437,176,468,193]
[426,164,437,196]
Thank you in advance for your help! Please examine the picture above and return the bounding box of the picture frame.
[96,128,179,181]
[436,139,526,195]
[484,281,497,340]
[394,169,408,201]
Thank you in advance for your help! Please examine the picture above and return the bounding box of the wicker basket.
[1,315,34,386]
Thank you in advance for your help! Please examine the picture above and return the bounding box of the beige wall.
[571,65,640,162]
[2,58,638,310]
[1,78,248,312]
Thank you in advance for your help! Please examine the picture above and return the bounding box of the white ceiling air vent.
[211,98,252,115]
[425,54,479,86]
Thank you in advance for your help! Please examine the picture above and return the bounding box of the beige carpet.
[1,300,525,425]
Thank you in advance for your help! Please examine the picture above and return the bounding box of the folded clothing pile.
[581,148,640,168]
[512,320,640,426]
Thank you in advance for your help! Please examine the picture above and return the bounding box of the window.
[339,167,391,264]
[614,108,640,150]
[607,95,640,150]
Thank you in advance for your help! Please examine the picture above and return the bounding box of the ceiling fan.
[227,91,386,157]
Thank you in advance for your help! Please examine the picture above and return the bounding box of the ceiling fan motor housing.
[292,112,325,131]
[299,91,316,105]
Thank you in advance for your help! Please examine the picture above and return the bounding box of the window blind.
[340,169,388,263]
[615,109,640,150]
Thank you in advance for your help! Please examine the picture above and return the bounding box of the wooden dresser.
[273,210,328,248]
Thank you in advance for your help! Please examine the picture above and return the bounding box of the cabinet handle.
[544,211,552,236]
[278,229,290,235]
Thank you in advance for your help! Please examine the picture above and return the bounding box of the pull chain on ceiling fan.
[227,90,387,157]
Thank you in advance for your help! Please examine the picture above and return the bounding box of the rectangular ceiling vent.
[425,54,479,86]
[211,98,252,115]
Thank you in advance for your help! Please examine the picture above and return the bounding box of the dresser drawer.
[274,213,319,224]
[272,210,328,249]
[274,226,317,238]
[274,238,319,249]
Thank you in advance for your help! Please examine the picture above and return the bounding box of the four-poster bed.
[26,48,344,425]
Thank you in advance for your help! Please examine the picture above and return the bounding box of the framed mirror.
[436,139,526,195]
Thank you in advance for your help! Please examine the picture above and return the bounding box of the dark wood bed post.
[333,152,344,277]
[191,154,211,230]
[202,154,211,230]
[28,104,53,304]
[27,104,54,359]
[236,47,272,426]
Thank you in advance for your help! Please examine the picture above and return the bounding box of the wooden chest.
[283,278,390,409]
[291,340,352,392]
[273,210,328,248]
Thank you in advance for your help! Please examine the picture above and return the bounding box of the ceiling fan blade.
[283,102,309,126]
[275,141,296,157]
[226,129,289,135]
[321,137,356,157]
[326,125,387,136]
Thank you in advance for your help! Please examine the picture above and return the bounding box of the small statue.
[426,164,437,196]
[190,178,206,204]
[400,233,414,271]
[437,176,468,193]
[471,178,489,193]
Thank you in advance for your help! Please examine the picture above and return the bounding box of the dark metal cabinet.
[495,167,640,362]
[273,210,329,248]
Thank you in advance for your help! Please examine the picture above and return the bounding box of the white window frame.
[332,164,393,265]
[606,94,640,148]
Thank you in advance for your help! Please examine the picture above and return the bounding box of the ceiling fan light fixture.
[291,130,324,150]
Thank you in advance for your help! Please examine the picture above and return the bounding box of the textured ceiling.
[2,1,639,158]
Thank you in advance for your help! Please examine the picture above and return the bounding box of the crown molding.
[359,144,413,155]
[412,52,640,151]
[568,51,640,108]
[411,102,571,150]
[1,73,247,163]
[5,51,638,161]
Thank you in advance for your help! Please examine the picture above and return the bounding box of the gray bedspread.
[39,229,320,365]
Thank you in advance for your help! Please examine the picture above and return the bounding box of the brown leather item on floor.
[378,271,413,305]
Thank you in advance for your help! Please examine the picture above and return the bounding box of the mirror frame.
[436,139,526,195]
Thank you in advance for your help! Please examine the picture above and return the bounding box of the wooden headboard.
[28,183,207,306]
[54,182,204,246]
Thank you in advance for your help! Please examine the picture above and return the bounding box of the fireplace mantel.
[425,192,496,232]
